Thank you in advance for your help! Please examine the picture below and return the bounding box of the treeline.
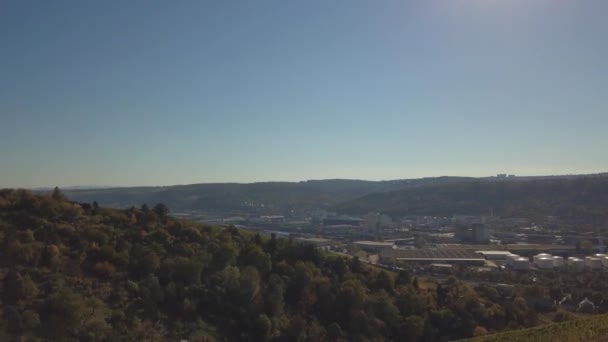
[61,177,473,216]
[335,176,608,228]
[1,189,541,341]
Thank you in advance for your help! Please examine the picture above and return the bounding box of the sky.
[1,0,607,188]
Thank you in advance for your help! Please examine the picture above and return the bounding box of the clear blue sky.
[2,0,607,188]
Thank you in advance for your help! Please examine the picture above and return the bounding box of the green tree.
[253,314,272,341]
[375,270,395,293]
[51,186,65,201]
[153,203,169,219]
[327,322,343,340]
[240,243,272,274]
[399,315,425,342]
[2,270,38,304]
[265,273,285,316]
[351,256,362,273]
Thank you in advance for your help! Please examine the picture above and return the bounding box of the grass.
[462,314,608,342]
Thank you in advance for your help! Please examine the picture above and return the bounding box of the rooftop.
[381,248,484,260]
[354,241,395,246]
[476,251,514,256]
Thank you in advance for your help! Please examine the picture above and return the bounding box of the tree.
[253,314,271,341]
[396,286,424,316]
[238,266,261,303]
[2,270,38,304]
[265,273,285,316]
[396,270,412,286]
[375,271,395,293]
[40,289,110,339]
[239,244,271,275]
[51,186,65,201]
[367,291,401,330]
[399,315,425,342]
[351,256,363,273]
[266,233,277,256]
[153,203,169,219]
[93,261,116,279]
[473,326,488,337]
[139,251,161,275]
[253,233,263,245]
[327,322,343,340]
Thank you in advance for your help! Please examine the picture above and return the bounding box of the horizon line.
[20,171,608,191]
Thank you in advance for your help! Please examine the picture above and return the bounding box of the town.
[168,209,608,315]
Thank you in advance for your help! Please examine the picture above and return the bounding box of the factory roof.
[294,237,333,242]
[354,241,395,246]
[381,248,483,260]
[476,251,514,257]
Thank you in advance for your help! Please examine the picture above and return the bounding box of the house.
[558,294,575,312]
[597,300,608,314]
[577,297,596,313]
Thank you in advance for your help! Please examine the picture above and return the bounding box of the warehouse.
[476,250,514,260]
[381,248,486,266]
[353,241,395,252]
[293,237,337,250]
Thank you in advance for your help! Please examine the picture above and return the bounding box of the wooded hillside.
[0,189,546,341]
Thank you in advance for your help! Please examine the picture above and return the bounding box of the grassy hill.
[463,314,608,342]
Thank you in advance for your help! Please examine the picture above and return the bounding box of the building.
[293,237,337,250]
[323,217,362,227]
[353,241,395,253]
[578,298,596,313]
[363,213,393,235]
[454,223,490,243]
[381,248,486,266]
[249,216,286,225]
[476,250,514,261]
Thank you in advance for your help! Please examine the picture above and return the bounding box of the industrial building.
[293,237,337,250]
[455,223,490,243]
[353,241,395,253]
[381,248,486,266]
[475,251,514,260]
[323,217,362,227]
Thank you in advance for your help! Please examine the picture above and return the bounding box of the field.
[463,314,608,342]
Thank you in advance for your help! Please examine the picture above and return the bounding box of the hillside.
[62,177,472,216]
[463,314,608,342]
[0,189,549,341]
[334,175,608,226]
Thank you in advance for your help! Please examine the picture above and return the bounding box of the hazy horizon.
[16,170,608,190]
[3,0,608,188]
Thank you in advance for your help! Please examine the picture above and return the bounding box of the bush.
[93,261,116,278]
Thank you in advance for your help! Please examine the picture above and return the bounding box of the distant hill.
[61,177,473,216]
[334,175,608,225]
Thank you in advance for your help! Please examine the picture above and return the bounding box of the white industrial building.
[512,257,530,270]
[476,250,513,260]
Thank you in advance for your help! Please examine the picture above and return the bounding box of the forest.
[61,177,471,216]
[0,189,554,341]
[336,175,608,229]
